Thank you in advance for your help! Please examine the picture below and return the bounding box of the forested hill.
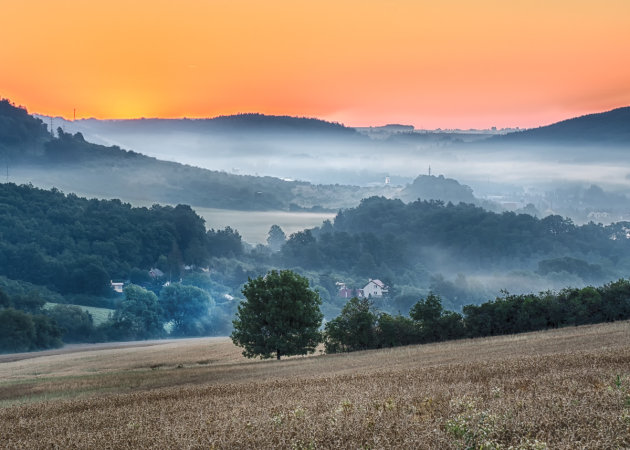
[280,196,630,279]
[63,113,360,137]
[0,99,391,210]
[491,106,630,146]
[0,182,219,296]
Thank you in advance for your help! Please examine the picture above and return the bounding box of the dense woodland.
[3,98,630,353]
[277,196,630,310]
[2,181,630,352]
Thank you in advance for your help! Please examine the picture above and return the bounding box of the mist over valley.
[2,98,630,354]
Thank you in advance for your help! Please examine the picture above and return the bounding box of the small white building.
[110,280,124,294]
[362,279,388,298]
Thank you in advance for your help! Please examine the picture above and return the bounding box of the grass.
[192,207,335,243]
[44,302,114,325]
[0,322,629,448]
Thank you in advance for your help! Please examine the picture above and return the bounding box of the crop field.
[1,322,629,449]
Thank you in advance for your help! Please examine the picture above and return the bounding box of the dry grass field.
[1,322,629,449]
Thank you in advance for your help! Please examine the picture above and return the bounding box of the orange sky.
[1,0,629,128]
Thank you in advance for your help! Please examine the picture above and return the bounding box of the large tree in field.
[231,270,323,360]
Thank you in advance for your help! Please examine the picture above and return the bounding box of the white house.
[110,280,124,293]
[362,279,388,298]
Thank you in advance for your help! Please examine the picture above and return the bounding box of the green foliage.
[279,196,630,291]
[267,224,286,252]
[45,304,95,343]
[377,313,419,348]
[0,288,10,308]
[537,257,604,283]
[324,297,379,353]
[207,226,243,257]
[231,270,323,359]
[325,279,630,354]
[104,285,164,341]
[410,293,466,342]
[0,183,211,295]
[0,308,36,353]
[0,308,62,353]
[0,99,50,160]
[159,283,216,336]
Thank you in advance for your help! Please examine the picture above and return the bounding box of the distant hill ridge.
[0,99,389,211]
[495,106,630,145]
[41,112,360,137]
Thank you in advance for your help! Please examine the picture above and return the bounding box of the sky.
[1,0,629,129]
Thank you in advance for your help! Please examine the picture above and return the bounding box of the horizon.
[15,99,629,132]
[2,1,629,129]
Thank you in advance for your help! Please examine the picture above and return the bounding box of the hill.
[61,113,360,136]
[1,321,628,448]
[492,106,630,146]
[399,174,476,204]
[2,99,393,210]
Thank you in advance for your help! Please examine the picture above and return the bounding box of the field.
[44,303,114,326]
[1,323,629,449]
[193,207,335,244]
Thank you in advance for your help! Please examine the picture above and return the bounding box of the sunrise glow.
[2,0,629,128]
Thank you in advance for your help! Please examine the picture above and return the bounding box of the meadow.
[44,303,114,326]
[193,207,335,244]
[1,322,629,448]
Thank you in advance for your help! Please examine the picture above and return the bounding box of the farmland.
[1,322,629,448]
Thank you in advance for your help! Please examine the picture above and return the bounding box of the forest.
[3,181,630,352]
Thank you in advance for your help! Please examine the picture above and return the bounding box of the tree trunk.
[276,350,281,360]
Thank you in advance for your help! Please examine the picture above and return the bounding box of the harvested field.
[1,322,629,448]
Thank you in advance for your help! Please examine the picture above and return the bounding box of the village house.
[110,280,124,293]
[362,279,388,298]
[336,282,355,299]
[336,279,387,299]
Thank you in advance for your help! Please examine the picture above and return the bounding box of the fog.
[40,114,630,226]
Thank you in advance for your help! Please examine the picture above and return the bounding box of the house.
[338,286,355,299]
[110,280,124,294]
[362,279,388,298]
[336,282,354,299]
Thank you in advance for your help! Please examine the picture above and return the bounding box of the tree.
[410,293,465,342]
[108,284,164,340]
[0,308,36,352]
[324,297,379,353]
[0,288,10,308]
[159,283,215,336]
[46,304,95,343]
[266,225,286,252]
[231,270,323,360]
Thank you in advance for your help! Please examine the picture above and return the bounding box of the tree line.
[324,279,630,352]
[0,282,227,353]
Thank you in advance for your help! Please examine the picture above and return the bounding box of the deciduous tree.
[231,270,323,360]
